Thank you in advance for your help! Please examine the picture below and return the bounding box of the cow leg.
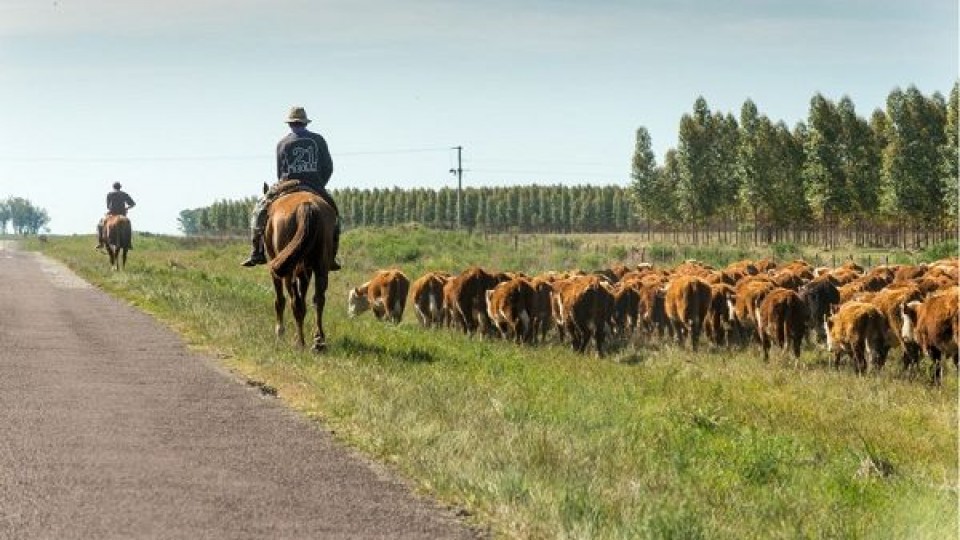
[790,328,803,366]
[760,330,771,362]
[414,302,428,327]
[273,277,286,339]
[852,344,867,375]
[902,342,921,375]
[690,320,702,351]
[312,270,328,352]
[594,324,605,357]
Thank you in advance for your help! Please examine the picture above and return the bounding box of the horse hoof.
[311,342,327,353]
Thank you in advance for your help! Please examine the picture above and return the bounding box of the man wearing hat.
[96,182,136,249]
[242,106,341,269]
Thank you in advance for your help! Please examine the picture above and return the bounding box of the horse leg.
[121,248,128,270]
[288,276,307,348]
[312,269,328,352]
[273,277,286,339]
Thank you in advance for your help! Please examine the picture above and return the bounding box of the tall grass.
[28,230,958,539]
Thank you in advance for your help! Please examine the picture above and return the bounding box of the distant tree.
[178,208,199,235]
[0,199,10,234]
[882,86,949,230]
[803,93,850,236]
[942,82,959,225]
[7,197,50,235]
[836,96,881,225]
[677,96,735,238]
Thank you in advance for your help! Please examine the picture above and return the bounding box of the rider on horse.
[96,182,135,249]
[242,106,341,270]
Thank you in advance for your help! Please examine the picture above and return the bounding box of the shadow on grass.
[338,336,438,364]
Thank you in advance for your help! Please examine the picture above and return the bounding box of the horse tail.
[119,217,132,249]
[268,202,320,278]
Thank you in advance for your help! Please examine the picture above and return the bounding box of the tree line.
[0,197,50,235]
[176,185,637,236]
[631,84,958,248]
[178,84,958,248]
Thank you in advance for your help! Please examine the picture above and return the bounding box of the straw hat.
[285,106,311,124]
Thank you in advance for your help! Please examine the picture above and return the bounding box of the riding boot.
[330,221,342,271]
[241,229,267,267]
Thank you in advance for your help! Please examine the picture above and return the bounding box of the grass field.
[27,228,958,539]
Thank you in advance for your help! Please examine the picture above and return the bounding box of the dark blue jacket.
[276,127,333,192]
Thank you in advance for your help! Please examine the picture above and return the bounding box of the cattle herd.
[346,256,959,384]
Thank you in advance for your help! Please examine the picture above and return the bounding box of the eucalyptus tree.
[836,96,881,233]
[942,82,959,226]
[882,86,949,235]
[803,93,849,244]
[675,97,715,238]
[629,126,664,229]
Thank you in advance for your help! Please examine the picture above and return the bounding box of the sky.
[0,0,956,235]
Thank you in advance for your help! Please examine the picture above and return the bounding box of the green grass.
[26,230,958,539]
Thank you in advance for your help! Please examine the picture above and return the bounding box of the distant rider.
[241,106,341,269]
[96,182,135,249]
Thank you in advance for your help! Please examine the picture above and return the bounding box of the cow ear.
[262,182,270,194]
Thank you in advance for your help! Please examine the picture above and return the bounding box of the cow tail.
[269,203,318,278]
[428,291,439,321]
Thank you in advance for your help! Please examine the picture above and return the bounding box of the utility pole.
[450,146,463,230]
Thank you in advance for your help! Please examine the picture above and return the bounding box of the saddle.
[266,180,338,215]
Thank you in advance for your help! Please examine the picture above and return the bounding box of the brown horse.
[102,215,132,271]
[264,190,337,352]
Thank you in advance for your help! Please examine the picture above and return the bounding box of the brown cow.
[900,287,959,385]
[771,270,805,290]
[825,301,892,374]
[610,282,641,338]
[663,275,711,350]
[527,277,555,343]
[446,266,503,336]
[486,278,535,343]
[705,283,736,347]
[551,276,614,355]
[798,276,840,344]
[410,271,449,328]
[755,288,809,365]
[731,278,777,343]
[348,269,410,323]
[867,285,924,371]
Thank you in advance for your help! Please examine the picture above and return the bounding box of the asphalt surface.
[0,242,476,539]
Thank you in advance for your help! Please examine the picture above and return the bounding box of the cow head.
[823,313,836,352]
[347,287,370,317]
[726,293,738,322]
[900,300,921,343]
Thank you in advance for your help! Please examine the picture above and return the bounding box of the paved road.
[0,243,476,539]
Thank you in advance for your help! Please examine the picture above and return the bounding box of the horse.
[264,190,337,352]
[102,214,132,271]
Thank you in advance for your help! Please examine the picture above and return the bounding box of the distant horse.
[102,215,131,271]
[264,190,337,352]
